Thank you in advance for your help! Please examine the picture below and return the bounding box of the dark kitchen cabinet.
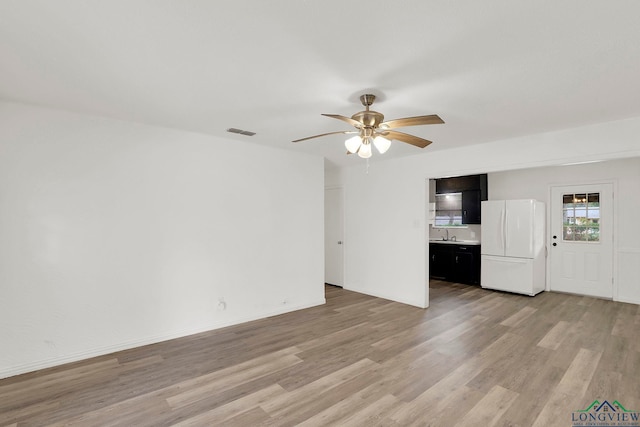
[435,174,488,200]
[429,243,481,285]
[435,174,487,224]
[462,190,481,224]
[453,245,481,285]
[429,244,455,279]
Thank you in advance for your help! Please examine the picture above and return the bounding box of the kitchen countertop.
[429,239,481,245]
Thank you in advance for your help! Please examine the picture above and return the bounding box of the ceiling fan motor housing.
[352,94,384,127]
[351,110,384,128]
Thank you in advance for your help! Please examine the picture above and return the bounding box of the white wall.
[332,116,640,309]
[341,162,429,307]
[0,102,325,379]
[489,158,640,304]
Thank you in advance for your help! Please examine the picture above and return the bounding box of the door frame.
[546,179,617,299]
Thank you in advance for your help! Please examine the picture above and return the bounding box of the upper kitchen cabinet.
[462,189,481,224]
[436,174,488,198]
[435,174,487,224]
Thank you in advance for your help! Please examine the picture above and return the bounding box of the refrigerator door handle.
[504,207,509,253]
[500,207,506,253]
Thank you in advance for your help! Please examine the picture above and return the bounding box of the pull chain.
[366,158,370,174]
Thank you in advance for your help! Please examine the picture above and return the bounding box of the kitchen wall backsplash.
[429,224,481,242]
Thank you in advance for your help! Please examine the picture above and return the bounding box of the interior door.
[549,183,613,298]
[324,187,344,287]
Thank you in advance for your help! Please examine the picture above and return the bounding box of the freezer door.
[481,255,535,296]
[481,201,505,256]
[505,200,535,258]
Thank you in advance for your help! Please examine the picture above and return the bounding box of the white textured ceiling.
[2,1,640,168]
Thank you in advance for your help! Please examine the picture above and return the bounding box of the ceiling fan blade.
[383,130,433,148]
[321,114,363,128]
[380,114,444,129]
[292,130,357,143]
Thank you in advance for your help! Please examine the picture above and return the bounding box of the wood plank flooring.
[1,281,639,426]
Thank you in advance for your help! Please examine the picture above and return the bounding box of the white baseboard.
[615,296,640,305]
[343,285,427,308]
[0,298,325,380]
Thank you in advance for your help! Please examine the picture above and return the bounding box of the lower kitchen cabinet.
[430,244,455,279]
[429,243,481,285]
[454,248,478,285]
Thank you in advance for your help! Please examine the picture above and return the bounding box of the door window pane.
[562,192,600,242]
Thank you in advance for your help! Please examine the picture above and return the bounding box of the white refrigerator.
[481,199,546,296]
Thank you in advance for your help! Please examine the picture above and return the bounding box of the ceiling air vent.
[226,128,256,136]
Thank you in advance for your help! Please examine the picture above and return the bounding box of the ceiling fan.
[293,94,444,158]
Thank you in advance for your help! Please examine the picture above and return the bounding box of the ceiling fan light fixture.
[373,135,391,154]
[293,93,443,160]
[345,135,362,153]
[357,141,372,158]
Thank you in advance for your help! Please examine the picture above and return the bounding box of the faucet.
[443,229,449,241]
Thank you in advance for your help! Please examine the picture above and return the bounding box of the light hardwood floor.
[1,282,639,426]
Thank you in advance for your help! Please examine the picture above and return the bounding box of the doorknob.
[338,241,343,245]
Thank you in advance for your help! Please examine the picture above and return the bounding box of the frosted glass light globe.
[345,136,362,154]
[358,142,372,158]
[373,136,391,154]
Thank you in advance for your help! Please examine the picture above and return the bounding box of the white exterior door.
[549,183,613,298]
[324,187,344,287]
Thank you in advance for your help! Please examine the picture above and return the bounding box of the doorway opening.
[325,187,344,287]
